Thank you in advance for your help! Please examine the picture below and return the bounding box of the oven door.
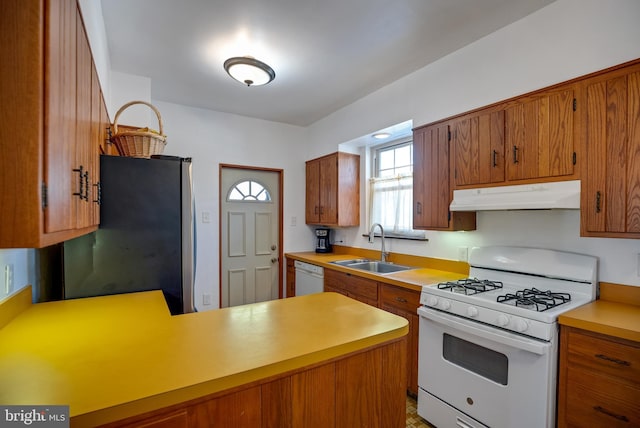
[417,306,557,428]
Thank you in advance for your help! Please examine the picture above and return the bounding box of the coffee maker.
[315,228,332,253]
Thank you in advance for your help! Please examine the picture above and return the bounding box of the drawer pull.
[395,297,408,303]
[595,354,631,366]
[593,406,629,422]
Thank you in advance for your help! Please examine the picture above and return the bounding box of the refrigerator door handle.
[181,158,196,313]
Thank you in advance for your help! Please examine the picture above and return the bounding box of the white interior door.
[221,168,280,307]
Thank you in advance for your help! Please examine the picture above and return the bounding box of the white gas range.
[417,246,597,428]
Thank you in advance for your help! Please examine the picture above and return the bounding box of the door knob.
[271,257,279,263]
[271,244,277,251]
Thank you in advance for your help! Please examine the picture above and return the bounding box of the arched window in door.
[227,180,272,202]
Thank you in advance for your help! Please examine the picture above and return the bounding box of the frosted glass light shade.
[224,57,275,86]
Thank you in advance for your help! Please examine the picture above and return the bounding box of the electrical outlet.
[203,293,212,305]
[291,216,297,226]
[202,211,211,223]
[457,247,468,262]
[4,264,14,294]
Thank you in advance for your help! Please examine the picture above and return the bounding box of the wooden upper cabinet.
[90,64,103,225]
[76,16,94,229]
[305,152,359,227]
[413,123,476,231]
[44,0,78,235]
[0,0,105,248]
[305,159,321,223]
[505,85,577,182]
[452,109,505,187]
[581,63,640,238]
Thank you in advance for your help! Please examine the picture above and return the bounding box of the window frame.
[226,179,273,202]
[369,138,426,240]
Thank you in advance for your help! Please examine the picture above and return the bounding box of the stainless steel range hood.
[449,180,580,211]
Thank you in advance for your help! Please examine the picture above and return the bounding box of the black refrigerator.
[62,155,195,314]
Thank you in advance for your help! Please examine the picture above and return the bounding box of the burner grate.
[497,288,571,312]
[437,278,503,295]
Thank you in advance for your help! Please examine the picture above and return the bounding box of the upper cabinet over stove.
[412,58,640,238]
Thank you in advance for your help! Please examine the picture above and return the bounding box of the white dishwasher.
[294,260,324,296]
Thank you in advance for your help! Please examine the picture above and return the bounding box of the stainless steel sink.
[330,259,370,266]
[330,259,415,274]
[347,261,414,274]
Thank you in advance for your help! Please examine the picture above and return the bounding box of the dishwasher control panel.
[294,260,324,275]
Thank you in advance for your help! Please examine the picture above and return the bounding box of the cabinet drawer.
[324,270,378,301]
[566,329,640,385]
[379,284,420,313]
[565,366,640,427]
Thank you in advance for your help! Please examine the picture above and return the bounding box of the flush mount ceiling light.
[372,132,391,139]
[223,56,275,87]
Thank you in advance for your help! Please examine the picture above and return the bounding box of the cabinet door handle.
[314,206,318,214]
[395,297,408,303]
[72,166,84,199]
[593,406,629,422]
[416,202,422,215]
[83,171,90,201]
[492,150,498,167]
[595,191,602,213]
[595,353,630,366]
[512,145,519,164]
[93,182,101,205]
[319,206,324,215]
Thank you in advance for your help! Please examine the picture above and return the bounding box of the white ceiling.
[101,0,555,127]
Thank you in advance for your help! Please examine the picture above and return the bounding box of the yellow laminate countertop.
[286,251,468,292]
[0,288,408,427]
[559,300,640,343]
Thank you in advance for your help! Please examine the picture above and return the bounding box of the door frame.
[219,164,284,307]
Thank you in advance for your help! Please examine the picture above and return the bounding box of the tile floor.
[406,395,434,428]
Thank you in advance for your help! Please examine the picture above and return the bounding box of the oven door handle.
[418,306,550,355]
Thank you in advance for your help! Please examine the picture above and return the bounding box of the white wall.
[308,0,640,287]
[110,71,153,126]
[0,249,35,301]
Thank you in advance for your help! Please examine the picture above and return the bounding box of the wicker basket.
[111,101,167,158]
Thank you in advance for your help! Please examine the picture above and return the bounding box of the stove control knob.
[426,296,439,307]
[515,319,529,332]
[440,300,451,310]
[496,314,510,327]
[467,306,479,318]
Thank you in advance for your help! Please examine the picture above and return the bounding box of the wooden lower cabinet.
[324,269,378,306]
[324,269,421,397]
[379,284,421,397]
[99,339,406,428]
[558,326,640,427]
[286,258,296,297]
[128,410,189,428]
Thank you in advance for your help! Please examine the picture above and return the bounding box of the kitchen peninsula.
[0,287,408,427]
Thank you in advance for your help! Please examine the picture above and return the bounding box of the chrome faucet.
[369,223,389,262]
